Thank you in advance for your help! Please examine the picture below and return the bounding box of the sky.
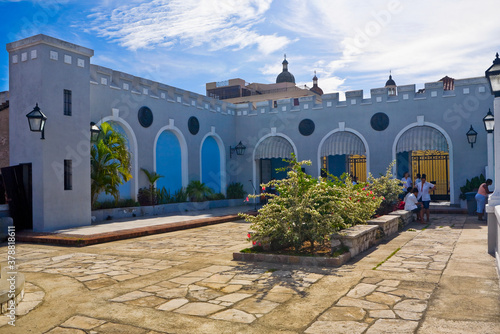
[0,0,499,98]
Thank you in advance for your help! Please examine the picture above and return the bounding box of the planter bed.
[234,210,415,266]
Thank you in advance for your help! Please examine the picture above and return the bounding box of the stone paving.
[0,213,499,333]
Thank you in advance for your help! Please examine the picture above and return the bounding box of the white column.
[488,97,500,206]
[487,131,494,182]
[487,97,500,254]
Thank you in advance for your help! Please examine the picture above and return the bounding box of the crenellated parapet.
[89,64,237,116]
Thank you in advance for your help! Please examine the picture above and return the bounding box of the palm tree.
[141,168,164,206]
[186,180,214,202]
[91,122,132,209]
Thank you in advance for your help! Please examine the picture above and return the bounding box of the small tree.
[141,168,163,206]
[186,180,214,202]
[91,122,131,209]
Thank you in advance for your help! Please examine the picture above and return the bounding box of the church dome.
[276,55,295,84]
[385,74,396,87]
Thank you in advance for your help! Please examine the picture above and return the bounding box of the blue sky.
[1,0,499,98]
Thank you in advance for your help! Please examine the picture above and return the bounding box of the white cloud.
[88,0,291,54]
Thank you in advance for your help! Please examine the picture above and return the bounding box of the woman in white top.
[417,174,436,222]
[404,187,423,222]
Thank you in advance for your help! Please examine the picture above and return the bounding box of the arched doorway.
[254,135,295,186]
[319,131,367,182]
[156,131,183,193]
[395,126,450,200]
[201,136,222,194]
[97,120,137,201]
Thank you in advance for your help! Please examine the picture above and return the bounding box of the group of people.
[401,172,494,222]
[401,172,435,223]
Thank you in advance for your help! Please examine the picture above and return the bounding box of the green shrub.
[227,182,245,199]
[93,198,139,210]
[156,187,172,204]
[137,187,153,206]
[367,161,402,215]
[186,180,214,202]
[459,174,485,200]
[174,187,188,203]
[240,155,394,253]
[208,193,225,200]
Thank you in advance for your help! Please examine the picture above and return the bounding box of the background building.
[2,34,494,231]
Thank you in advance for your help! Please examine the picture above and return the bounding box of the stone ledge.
[332,225,379,257]
[367,215,400,238]
[388,210,414,227]
[233,251,351,267]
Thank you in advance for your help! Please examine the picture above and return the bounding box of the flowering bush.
[240,155,384,252]
[367,161,402,215]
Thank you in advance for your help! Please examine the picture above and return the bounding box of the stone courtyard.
[0,213,499,333]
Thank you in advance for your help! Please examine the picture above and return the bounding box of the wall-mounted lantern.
[466,125,477,148]
[230,141,246,158]
[26,103,47,140]
[90,122,101,142]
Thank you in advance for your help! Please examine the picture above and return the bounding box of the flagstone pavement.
[0,213,499,333]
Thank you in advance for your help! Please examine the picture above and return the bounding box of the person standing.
[417,174,435,222]
[475,179,493,221]
[401,172,412,192]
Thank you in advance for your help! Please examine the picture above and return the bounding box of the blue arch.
[98,122,132,201]
[156,131,182,193]
[201,136,221,193]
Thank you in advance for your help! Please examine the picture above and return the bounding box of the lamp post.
[230,141,246,158]
[26,103,47,139]
[483,109,495,181]
[466,125,477,148]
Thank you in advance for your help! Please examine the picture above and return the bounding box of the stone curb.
[233,251,351,267]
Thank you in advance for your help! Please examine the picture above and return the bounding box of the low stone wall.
[366,215,400,238]
[92,199,246,223]
[388,210,414,227]
[331,225,379,258]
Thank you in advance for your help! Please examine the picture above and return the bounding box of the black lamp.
[26,103,47,139]
[90,122,101,142]
[483,109,495,133]
[485,53,500,97]
[230,141,246,158]
[466,125,477,148]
